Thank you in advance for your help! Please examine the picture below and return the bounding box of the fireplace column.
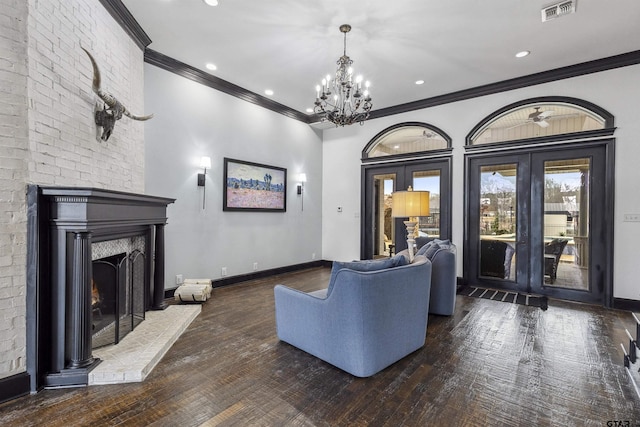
[152,224,167,310]
[68,231,96,368]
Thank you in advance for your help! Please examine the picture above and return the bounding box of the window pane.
[368,125,448,157]
[413,170,440,238]
[471,103,606,145]
[373,174,396,257]
[543,158,589,290]
[479,164,517,280]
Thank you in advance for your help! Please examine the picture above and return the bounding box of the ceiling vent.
[541,0,577,22]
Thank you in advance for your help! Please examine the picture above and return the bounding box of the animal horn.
[123,111,154,121]
[82,47,114,107]
[82,47,153,120]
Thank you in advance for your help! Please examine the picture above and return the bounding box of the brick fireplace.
[26,186,174,390]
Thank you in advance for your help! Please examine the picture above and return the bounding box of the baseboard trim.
[613,298,640,312]
[212,260,330,287]
[0,372,30,404]
[164,260,331,298]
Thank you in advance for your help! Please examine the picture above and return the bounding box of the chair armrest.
[274,285,327,348]
[429,249,457,315]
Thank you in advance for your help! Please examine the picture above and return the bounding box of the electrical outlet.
[623,213,640,222]
[221,267,227,277]
[175,274,183,285]
[253,262,258,271]
[312,252,316,260]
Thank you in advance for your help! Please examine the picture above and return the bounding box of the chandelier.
[314,24,373,126]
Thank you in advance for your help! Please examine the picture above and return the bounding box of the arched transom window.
[468,98,613,146]
[363,122,451,159]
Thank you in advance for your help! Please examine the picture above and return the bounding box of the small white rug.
[88,304,201,385]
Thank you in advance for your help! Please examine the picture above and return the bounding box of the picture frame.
[223,158,287,212]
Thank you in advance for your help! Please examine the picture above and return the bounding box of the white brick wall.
[0,0,29,380]
[0,0,146,380]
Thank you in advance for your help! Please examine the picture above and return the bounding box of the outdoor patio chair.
[544,238,569,284]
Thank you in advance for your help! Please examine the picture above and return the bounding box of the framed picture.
[223,158,287,212]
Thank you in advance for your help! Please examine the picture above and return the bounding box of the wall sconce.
[198,156,211,209]
[297,173,307,211]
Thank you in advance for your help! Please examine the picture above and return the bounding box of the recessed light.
[415,80,425,85]
[203,0,218,6]
[264,89,274,96]
[515,50,530,58]
[306,108,314,113]
[205,63,217,71]
[393,145,400,149]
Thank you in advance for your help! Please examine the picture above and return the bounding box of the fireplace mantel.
[26,186,175,391]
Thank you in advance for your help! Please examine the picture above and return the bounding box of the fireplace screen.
[91,237,146,349]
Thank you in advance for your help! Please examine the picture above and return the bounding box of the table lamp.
[392,186,430,262]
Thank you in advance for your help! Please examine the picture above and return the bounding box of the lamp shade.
[391,190,430,217]
[200,156,212,170]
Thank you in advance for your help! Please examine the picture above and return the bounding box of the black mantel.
[26,186,175,391]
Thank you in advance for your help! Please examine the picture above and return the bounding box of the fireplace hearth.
[26,186,175,391]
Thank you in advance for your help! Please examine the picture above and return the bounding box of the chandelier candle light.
[314,24,373,126]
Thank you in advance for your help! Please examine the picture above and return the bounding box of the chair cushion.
[424,242,442,260]
[327,255,408,295]
[416,240,436,257]
[395,249,411,265]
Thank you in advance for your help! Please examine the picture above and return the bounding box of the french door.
[361,159,451,259]
[465,142,613,305]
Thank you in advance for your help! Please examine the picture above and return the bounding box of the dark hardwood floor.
[1,267,639,426]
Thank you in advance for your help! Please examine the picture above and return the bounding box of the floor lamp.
[391,187,430,262]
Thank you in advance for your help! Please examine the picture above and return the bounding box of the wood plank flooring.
[1,267,639,426]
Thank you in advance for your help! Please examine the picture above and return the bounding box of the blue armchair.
[417,240,457,316]
[274,255,432,377]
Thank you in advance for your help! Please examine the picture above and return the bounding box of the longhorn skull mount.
[82,47,153,141]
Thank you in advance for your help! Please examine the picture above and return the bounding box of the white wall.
[144,65,323,286]
[0,0,146,380]
[322,64,640,301]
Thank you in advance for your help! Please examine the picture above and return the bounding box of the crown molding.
[98,0,152,50]
[369,50,640,120]
[144,49,311,123]
[147,48,640,126]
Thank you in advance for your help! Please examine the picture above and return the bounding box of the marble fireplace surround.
[26,186,175,391]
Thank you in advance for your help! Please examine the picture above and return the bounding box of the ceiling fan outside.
[528,107,554,128]
[506,107,555,130]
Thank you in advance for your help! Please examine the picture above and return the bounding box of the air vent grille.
[541,0,576,22]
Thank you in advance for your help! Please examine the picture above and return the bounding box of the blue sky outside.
[384,176,440,195]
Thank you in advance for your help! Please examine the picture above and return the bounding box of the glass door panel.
[373,173,396,258]
[542,158,590,290]
[413,170,441,239]
[467,155,530,294]
[479,164,518,281]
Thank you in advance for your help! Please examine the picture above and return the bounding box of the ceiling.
[121,0,640,118]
